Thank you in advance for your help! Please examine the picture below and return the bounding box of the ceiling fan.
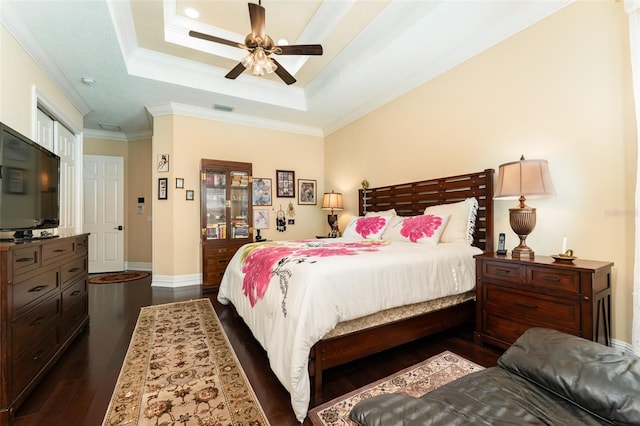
[189,1,323,85]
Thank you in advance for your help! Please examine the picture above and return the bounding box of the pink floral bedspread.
[217,238,481,422]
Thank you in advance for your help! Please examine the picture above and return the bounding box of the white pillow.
[365,209,397,217]
[382,214,450,244]
[424,198,478,245]
[342,216,391,240]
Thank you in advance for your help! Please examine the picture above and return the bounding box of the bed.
[217,169,494,422]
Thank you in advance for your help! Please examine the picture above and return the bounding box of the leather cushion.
[498,327,640,425]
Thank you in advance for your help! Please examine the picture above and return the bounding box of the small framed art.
[276,170,295,198]
[176,177,184,188]
[252,178,272,206]
[298,179,317,205]
[186,189,194,200]
[157,154,169,172]
[158,178,168,200]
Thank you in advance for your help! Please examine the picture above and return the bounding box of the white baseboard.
[151,273,202,288]
[125,261,152,271]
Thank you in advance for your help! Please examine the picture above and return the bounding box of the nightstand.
[474,253,613,350]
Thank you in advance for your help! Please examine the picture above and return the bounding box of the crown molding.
[146,102,323,137]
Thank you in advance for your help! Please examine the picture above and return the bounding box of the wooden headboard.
[358,169,495,252]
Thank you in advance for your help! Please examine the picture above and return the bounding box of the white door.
[83,155,124,273]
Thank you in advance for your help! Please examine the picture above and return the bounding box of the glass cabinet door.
[203,169,227,240]
[229,170,250,240]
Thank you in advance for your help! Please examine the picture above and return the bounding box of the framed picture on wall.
[298,179,316,205]
[252,178,272,206]
[157,154,169,172]
[276,170,295,198]
[158,178,168,200]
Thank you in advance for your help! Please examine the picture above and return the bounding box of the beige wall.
[325,2,635,344]
[0,27,82,140]
[151,114,325,277]
[84,136,153,265]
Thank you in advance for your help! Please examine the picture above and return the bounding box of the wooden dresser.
[0,234,89,425]
[474,253,613,350]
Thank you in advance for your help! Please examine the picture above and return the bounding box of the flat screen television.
[0,122,60,236]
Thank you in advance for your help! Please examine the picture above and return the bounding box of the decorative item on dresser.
[494,156,555,259]
[0,234,89,425]
[474,253,613,349]
[200,159,252,291]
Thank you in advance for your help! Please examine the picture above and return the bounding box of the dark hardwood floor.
[13,277,503,425]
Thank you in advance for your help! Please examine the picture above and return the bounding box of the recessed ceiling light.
[185,7,199,19]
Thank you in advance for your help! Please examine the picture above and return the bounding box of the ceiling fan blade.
[248,3,266,40]
[225,63,246,79]
[276,44,323,56]
[189,30,242,49]
[270,58,296,85]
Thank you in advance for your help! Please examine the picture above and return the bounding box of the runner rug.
[308,351,483,426]
[102,299,270,426]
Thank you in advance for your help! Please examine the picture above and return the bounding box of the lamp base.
[509,205,536,260]
[511,242,534,259]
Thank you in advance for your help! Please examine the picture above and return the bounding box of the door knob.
[114,225,123,230]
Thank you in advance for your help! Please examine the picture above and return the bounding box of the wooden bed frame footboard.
[309,169,495,400]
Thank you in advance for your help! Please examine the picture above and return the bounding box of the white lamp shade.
[494,158,555,199]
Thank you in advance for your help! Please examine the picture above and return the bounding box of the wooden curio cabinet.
[200,159,252,290]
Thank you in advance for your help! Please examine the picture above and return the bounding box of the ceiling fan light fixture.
[243,48,276,76]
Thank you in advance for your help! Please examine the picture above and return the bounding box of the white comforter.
[217,238,481,422]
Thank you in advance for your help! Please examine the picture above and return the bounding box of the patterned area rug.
[308,351,483,426]
[89,271,150,284]
[102,299,270,426]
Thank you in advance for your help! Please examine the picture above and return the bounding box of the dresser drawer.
[61,256,87,288]
[62,277,87,307]
[481,261,525,284]
[11,245,41,277]
[60,296,88,342]
[12,268,60,317]
[484,315,532,346]
[527,266,579,294]
[11,330,59,396]
[42,239,75,265]
[484,286,580,331]
[12,295,60,357]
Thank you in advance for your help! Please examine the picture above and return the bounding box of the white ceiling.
[1,0,571,140]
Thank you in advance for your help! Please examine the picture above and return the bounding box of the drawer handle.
[494,268,512,275]
[28,285,48,293]
[67,267,81,273]
[16,256,36,263]
[53,249,67,253]
[30,316,47,326]
[543,276,561,282]
[515,300,538,309]
[218,248,228,253]
[70,290,82,296]
[218,259,228,264]
[32,348,47,361]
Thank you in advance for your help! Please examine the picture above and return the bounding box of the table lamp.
[321,191,343,237]
[494,156,555,259]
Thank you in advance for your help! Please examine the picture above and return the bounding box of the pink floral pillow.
[342,216,390,240]
[382,214,450,244]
